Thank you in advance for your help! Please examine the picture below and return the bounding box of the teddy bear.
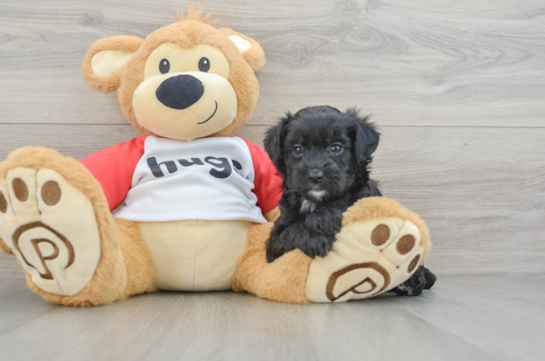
[0,7,431,306]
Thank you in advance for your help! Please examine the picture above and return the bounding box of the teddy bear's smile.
[197,101,218,125]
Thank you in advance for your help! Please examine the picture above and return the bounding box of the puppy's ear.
[348,108,380,164]
[264,112,293,175]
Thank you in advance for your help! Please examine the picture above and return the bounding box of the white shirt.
[114,136,267,223]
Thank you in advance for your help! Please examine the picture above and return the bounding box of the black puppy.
[264,105,436,296]
[264,105,381,262]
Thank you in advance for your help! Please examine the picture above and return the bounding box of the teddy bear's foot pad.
[0,167,101,296]
[306,217,424,302]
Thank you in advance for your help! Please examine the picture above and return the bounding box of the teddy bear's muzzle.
[156,74,205,110]
[132,71,238,141]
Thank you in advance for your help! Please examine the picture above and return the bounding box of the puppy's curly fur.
[264,105,437,296]
[264,106,381,262]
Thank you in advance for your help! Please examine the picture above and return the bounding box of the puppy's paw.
[266,247,284,263]
[265,236,289,263]
[422,266,437,289]
[389,266,437,296]
[297,233,335,259]
[305,217,425,302]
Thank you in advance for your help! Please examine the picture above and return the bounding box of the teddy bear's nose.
[156,74,204,110]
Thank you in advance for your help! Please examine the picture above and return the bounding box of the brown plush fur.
[218,28,266,72]
[0,147,155,306]
[82,36,144,94]
[263,206,281,223]
[341,197,432,264]
[0,236,12,255]
[115,218,156,299]
[232,222,312,304]
[176,5,219,25]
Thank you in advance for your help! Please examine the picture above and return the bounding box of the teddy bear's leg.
[233,197,431,304]
[305,197,431,303]
[0,147,155,306]
[232,222,313,304]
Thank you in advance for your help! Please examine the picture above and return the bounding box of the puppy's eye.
[159,59,170,74]
[292,145,304,156]
[198,57,210,72]
[329,144,344,154]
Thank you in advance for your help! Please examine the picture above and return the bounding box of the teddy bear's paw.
[0,167,101,296]
[305,217,424,303]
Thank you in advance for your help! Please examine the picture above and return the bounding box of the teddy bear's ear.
[219,28,266,72]
[82,36,143,94]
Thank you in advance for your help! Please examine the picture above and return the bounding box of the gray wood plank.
[0,273,543,361]
[0,124,141,160]
[0,0,544,126]
[0,253,23,280]
[0,124,544,275]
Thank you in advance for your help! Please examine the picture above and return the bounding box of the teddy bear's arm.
[263,206,280,222]
[79,136,147,211]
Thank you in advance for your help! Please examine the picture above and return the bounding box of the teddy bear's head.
[82,7,265,141]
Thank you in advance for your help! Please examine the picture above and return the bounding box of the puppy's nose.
[156,74,204,110]
[309,169,324,182]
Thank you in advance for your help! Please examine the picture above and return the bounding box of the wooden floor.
[1,0,544,359]
[0,264,544,361]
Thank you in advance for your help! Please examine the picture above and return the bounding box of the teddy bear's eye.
[159,59,170,74]
[198,57,210,72]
